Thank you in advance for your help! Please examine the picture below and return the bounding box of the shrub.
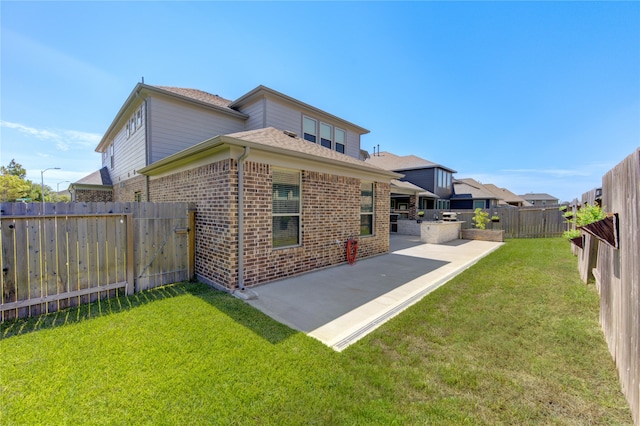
[472,208,490,230]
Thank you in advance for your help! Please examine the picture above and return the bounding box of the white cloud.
[1,120,101,151]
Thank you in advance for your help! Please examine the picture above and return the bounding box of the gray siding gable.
[235,91,365,160]
[148,95,245,164]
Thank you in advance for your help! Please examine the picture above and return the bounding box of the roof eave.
[139,134,401,180]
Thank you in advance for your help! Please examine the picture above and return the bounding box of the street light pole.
[41,167,61,214]
[57,180,70,193]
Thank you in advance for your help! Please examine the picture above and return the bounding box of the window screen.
[360,182,374,236]
[273,169,301,248]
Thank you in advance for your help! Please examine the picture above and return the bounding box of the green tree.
[0,159,59,202]
[0,159,27,179]
[0,174,32,201]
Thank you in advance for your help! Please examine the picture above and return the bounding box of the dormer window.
[303,116,317,142]
[335,128,346,153]
[303,116,347,154]
[320,122,332,149]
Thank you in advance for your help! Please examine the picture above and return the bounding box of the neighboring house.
[69,167,113,202]
[482,184,532,207]
[450,178,501,210]
[79,82,398,291]
[519,193,559,206]
[365,151,455,217]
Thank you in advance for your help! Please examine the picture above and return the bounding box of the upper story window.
[335,128,346,153]
[303,115,347,154]
[109,144,114,169]
[320,123,332,149]
[303,117,317,143]
[437,169,451,189]
[126,106,143,139]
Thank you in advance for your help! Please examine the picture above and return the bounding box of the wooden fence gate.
[1,202,195,321]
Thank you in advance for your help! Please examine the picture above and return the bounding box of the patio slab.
[243,234,503,351]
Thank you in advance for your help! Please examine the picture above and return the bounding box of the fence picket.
[1,202,192,320]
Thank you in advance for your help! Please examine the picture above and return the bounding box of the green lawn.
[1,238,632,424]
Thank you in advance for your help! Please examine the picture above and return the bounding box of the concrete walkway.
[244,234,503,351]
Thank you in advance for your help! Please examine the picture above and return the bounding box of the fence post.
[126,213,135,295]
[188,206,196,281]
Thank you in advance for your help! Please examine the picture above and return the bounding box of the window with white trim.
[303,116,317,143]
[320,122,332,149]
[109,144,114,169]
[335,128,346,154]
[360,182,374,236]
[126,106,142,139]
[272,169,301,248]
[303,115,347,154]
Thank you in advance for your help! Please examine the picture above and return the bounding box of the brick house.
[68,167,113,202]
[78,83,400,290]
[365,151,455,218]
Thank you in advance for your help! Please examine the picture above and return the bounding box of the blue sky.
[1,1,638,203]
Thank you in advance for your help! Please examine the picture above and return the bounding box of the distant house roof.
[483,184,532,206]
[365,151,457,173]
[73,167,113,187]
[390,179,435,197]
[519,193,559,201]
[451,178,499,200]
[139,127,400,180]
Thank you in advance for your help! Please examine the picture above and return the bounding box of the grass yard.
[0,238,632,424]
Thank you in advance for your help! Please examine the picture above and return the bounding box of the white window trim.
[320,122,332,149]
[360,181,375,237]
[303,116,317,143]
[335,127,346,153]
[272,168,302,249]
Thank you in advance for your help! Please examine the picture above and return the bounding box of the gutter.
[237,146,251,291]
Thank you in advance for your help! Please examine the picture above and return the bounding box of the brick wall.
[148,160,236,289]
[145,158,391,290]
[112,175,147,202]
[241,166,390,288]
[73,188,113,202]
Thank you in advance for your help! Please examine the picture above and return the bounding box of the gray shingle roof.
[365,151,457,173]
[452,178,499,199]
[225,128,396,174]
[153,86,234,110]
[141,127,400,180]
[74,167,112,186]
[483,184,531,206]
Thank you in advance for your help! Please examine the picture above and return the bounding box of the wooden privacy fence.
[590,149,639,425]
[421,206,566,238]
[1,202,195,321]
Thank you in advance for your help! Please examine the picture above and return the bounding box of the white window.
[320,122,332,149]
[303,116,317,143]
[335,128,346,153]
[360,182,374,236]
[272,169,301,248]
[109,145,114,169]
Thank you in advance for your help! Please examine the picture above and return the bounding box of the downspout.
[135,90,151,201]
[144,97,150,201]
[237,146,250,291]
